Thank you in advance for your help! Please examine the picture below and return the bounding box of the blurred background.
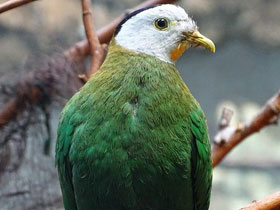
[0,0,279,209]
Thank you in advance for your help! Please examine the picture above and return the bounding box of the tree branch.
[212,90,280,167]
[0,87,42,128]
[0,0,178,129]
[81,0,105,78]
[65,0,179,60]
[0,0,38,14]
[240,191,280,210]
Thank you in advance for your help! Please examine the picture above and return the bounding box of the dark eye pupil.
[157,19,167,28]
[157,18,167,28]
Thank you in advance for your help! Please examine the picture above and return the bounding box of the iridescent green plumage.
[55,41,212,210]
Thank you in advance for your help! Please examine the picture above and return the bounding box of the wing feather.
[190,109,212,210]
[55,101,78,210]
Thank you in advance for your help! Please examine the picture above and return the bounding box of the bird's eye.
[154,18,169,30]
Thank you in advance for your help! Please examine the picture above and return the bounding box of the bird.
[56,4,215,210]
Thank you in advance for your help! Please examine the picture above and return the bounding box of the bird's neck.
[87,41,195,110]
[99,39,178,78]
[82,41,198,129]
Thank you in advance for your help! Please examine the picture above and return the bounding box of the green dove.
[56,4,215,210]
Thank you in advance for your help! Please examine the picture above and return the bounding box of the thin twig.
[0,0,178,129]
[81,0,105,78]
[0,0,38,14]
[218,107,234,130]
[212,90,280,167]
[65,0,179,60]
[240,191,280,210]
[214,107,234,145]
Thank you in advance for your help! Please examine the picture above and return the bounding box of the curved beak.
[184,30,216,53]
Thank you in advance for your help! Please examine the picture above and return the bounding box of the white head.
[115,4,215,64]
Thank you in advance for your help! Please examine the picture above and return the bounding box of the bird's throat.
[170,42,188,62]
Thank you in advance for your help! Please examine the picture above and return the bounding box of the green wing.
[55,98,79,210]
[190,108,212,210]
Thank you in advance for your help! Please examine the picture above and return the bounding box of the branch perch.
[218,107,234,130]
[0,0,178,129]
[212,90,280,167]
[0,0,38,14]
[240,191,280,210]
[0,87,42,128]
[81,0,105,78]
[65,0,179,60]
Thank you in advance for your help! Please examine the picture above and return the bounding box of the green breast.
[63,43,200,210]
